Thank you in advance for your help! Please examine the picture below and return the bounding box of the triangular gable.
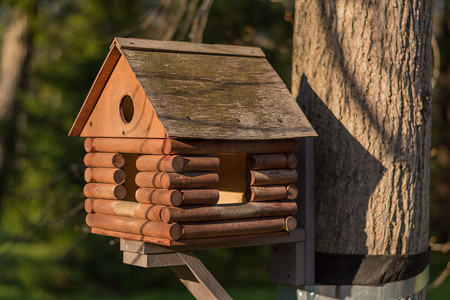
[80,55,167,138]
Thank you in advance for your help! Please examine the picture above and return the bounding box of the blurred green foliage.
[0,0,448,299]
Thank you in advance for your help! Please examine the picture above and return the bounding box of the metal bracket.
[278,266,429,300]
[121,239,232,300]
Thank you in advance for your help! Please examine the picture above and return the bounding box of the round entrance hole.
[120,95,134,123]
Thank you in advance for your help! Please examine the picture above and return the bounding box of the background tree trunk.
[292,0,432,298]
[0,6,30,202]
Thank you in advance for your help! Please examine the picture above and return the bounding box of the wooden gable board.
[80,55,167,138]
[69,38,317,139]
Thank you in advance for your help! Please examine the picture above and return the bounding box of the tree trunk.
[0,7,30,201]
[293,0,432,298]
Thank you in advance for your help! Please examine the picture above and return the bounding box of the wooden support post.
[121,239,232,300]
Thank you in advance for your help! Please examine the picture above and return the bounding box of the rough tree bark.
[293,0,432,298]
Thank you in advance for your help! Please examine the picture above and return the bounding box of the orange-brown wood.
[247,153,298,170]
[86,213,181,240]
[161,201,297,223]
[85,138,169,154]
[247,169,298,186]
[84,183,126,199]
[69,46,122,136]
[91,227,172,246]
[246,185,287,202]
[80,55,167,138]
[286,184,298,200]
[85,198,164,221]
[285,216,297,232]
[135,172,164,188]
[135,188,183,206]
[136,155,184,172]
[161,172,219,189]
[84,168,125,184]
[84,152,125,168]
[181,217,292,239]
[180,189,220,205]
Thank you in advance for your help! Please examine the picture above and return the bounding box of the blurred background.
[0,0,448,299]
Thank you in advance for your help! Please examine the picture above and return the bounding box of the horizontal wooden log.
[84,168,125,184]
[246,185,287,202]
[161,201,297,223]
[181,216,296,239]
[164,139,298,155]
[246,153,297,170]
[180,189,220,205]
[247,169,298,186]
[84,152,125,168]
[182,156,220,172]
[91,227,173,246]
[85,138,298,155]
[136,155,220,172]
[84,138,170,154]
[86,213,182,240]
[135,172,164,188]
[84,199,164,221]
[135,188,182,206]
[245,184,298,201]
[84,183,126,199]
[286,184,298,200]
[161,172,219,189]
[136,155,183,172]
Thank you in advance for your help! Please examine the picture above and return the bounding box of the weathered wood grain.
[121,49,317,140]
[181,217,296,239]
[115,37,265,57]
[86,213,182,240]
[247,169,298,186]
[84,198,165,221]
[161,201,297,223]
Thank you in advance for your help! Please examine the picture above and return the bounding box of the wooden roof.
[69,37,316,140]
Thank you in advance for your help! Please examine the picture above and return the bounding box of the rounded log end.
[286,184,298,200]
[84,138,94,152]
[84,199,93,213]
[244,188,254,202]
[286,153,298,169]
[160,173,171,189]
[113,169,126,184]
[161,139,172,155]
[285,216,297,232]
[171,155,185,173]
[170,189,183,206]
[160,207,170,223]
[84,168,92,182]
[112,153,125,168]
[170,223,182,240]
[114,185,126,200]
[85,213,93,227]
[245,171,255,185]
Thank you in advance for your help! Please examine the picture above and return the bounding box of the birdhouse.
[69,37,316,252]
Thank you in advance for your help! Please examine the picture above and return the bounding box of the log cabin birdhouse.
[69,37,316,250]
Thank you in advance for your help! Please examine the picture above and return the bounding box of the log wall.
[83,138,300,246]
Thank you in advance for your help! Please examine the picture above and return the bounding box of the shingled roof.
[69,37,316,140]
